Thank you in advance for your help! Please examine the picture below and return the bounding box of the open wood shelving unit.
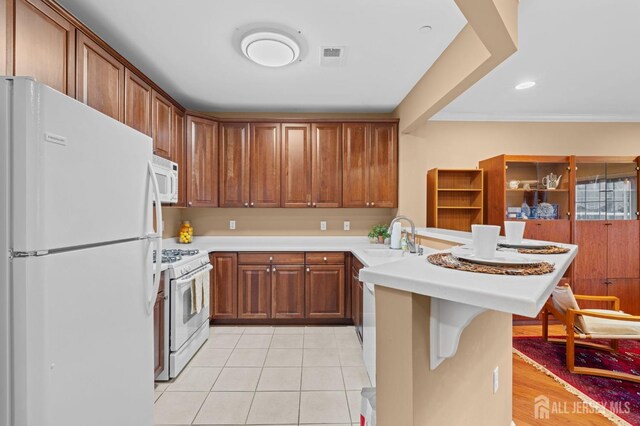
[427,168,484,232]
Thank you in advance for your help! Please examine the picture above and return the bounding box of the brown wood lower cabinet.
[271,266,305,318]
[305,265,345,319]
[211,253,237,319]
[153,272,165,378]
[238,265,271,319]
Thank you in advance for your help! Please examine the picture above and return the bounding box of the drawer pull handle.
[323,256,328,262]
[266,267,270,272]
[306,267,310,272]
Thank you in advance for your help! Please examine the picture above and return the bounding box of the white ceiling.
[57,0,466,112]
[433,0,640,122]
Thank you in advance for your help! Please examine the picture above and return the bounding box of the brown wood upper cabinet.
[172,108,186,207]
[187,115,218,207]
[76,31,124,121]
[151,90,173,159]
[219,122,250,207]
[312,123,342,207]
[12,0,76,96]
[124,68,151,136]
[343,122,398,207]
[250,123,281,207]
[281,123,342,208]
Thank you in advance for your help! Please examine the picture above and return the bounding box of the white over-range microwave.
[152,155,178,204]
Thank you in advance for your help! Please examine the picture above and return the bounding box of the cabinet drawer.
[305,252,345,265]
[238,252,304,265]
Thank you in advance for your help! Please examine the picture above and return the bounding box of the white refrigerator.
[0,77,163,426]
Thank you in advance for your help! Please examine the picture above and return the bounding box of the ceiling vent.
[320,46,345,66]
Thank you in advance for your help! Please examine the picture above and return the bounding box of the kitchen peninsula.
[359,229,577,426]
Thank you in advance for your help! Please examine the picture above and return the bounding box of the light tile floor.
[154,325,367,425]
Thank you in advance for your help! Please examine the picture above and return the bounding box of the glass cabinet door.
[575,162,638,220]
[505,161,570,220]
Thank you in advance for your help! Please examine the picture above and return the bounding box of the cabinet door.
[271,266,305,319]
[281,123,311,208]
[124,69,151,136]
[211,253,237,319]
[305,265,345,318]
[13,0,75,96]
[573,221,607,280]
[152,90,173,159]
[525,220,571,244]
[238,265,271,319]
[572,279,609,310]
[153,291,164,377]
[76,31,124,121]
[607,278,640,315]
[250,123,281,207]
[186,116,218,207]
[172,108,186,207]
[368,123,398,207]
[342,123,369,207]
[219,122,250,207]
[607,221,640,279]
[312,123,342,207]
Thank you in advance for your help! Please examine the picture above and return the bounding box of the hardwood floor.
[512,325,614,425]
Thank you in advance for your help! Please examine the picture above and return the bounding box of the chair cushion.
[582,309,640,336]
[551,285,587,332]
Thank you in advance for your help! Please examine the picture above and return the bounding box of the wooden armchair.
[542,284,640,383]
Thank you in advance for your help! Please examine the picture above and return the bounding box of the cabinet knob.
[307,202,311,207]
[244,202,248,207]
[306,267,310,272]
[250,202,255,207]
[269,256,273,261]
[312,202,316,207]
[266,267,270,272]
[366,202,370,206]
[323,257,327,262]
[188,201,193,206]
[371,202,375,206]
[272,267,276,272]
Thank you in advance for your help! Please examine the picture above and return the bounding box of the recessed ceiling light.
[418,25,433,32]
[240,31,300,67]
[515,81,536,90]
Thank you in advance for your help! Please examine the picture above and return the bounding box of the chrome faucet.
[389,215,417,253]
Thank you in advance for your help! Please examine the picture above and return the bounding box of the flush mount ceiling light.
[240,30,300,67]
[418,25,433,33]
[515,81,536,90]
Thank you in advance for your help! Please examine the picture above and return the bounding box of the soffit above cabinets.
[56,0,466,112]
[433,0,640,122]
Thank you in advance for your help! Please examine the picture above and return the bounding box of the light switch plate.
[344,221,350,231]
[320,221,327,231]
[229,220,236,230]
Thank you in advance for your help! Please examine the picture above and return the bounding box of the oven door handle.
[175,264,213,287]
[147,160,163,315]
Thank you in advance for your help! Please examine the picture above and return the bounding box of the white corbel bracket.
[430,298,486,369]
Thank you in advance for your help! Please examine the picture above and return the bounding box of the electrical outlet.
[493,367,499,394]
[320,221,327,231]
[229,220,236,230]
[343,221,350,231]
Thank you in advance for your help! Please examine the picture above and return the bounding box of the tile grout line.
[242,329,272,425]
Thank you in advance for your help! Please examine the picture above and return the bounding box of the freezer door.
[10,240,154,426]
[3,78,154,252]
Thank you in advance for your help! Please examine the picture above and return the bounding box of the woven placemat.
[516,246,569,255]
[427,253,555,276]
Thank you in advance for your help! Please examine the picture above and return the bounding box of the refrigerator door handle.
[147,160,163,315]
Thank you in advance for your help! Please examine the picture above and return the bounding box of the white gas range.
[155,248,212,380]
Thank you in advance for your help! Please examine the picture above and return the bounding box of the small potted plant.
[368,224,390,244]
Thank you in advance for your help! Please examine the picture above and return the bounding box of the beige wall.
[398,121,640,226]
[162,207,394,238]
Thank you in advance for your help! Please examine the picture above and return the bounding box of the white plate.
[450,246,547,266]
[497,241,552,249]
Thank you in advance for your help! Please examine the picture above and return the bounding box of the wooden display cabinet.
[479,155,573,243]
[426,168,483,232]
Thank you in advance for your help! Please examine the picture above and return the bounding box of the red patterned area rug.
[513,337,640,426]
